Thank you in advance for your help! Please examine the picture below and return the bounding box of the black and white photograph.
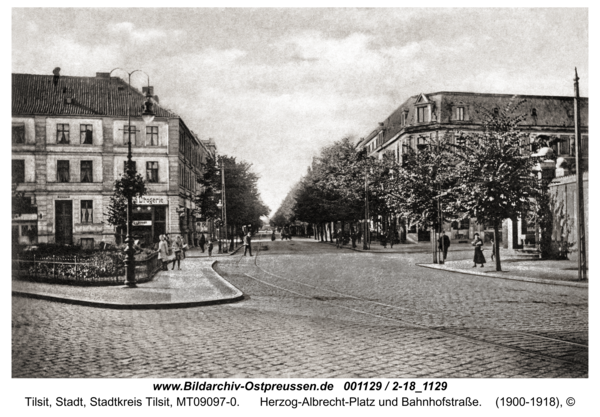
[9,4,594,415]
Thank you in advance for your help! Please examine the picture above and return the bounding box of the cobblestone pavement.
[12,239,588,378]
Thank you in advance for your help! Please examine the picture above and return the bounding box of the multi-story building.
[12,70,216,248]
[355,91,588,248]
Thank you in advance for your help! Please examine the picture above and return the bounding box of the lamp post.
[216,200,223,253]
[110,68,155,288]
[221,157,228,253]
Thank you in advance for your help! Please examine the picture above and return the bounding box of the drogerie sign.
[133,196,167,205]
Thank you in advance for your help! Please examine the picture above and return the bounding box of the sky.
[11,8,589,215]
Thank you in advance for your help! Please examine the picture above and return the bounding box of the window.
[12,160,25,183]
[81,161,93,183]
[493,108,499,116]
[401,111,408,126]
[146,161,159,183]
[417,106,426,123]
[123,161,137,174]
[80,124,93,144]
[81,200,93,223]
[57,160,70,182]
[460,218,470,230]
[12,124,25,144]
[80,238,94,250]
[559,135,570,155]
[123,125,136,144]
[57,124,70,144]
[147,126,159,146]
[582,134,588,157]
[457,107,464,121]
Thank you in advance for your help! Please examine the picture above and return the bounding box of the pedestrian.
[171,235,183,270]
[388,229,395,249]
[380,233,387,248]
[157,234,169,271]
[490,237,495,261]
[199,233,206,253]
[243,232,253,256]
[180,235,187,260]
[207,239,213,257]
[471,233,486,267]
[351,230,357,249]
[271,230,276,241]
[438,230,451,264]
[336,229,341,248]
[357,229,362,244]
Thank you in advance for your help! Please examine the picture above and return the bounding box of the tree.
[383,133,459,252]
[104,171,147,243]
[452,102,540,271]
[197,155,270,247]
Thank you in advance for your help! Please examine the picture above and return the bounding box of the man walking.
[199,233,206,253]
[438,231,451,264]
[243,232,253,256]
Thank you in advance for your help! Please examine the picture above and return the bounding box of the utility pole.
[574,68,587,280]
[364,166,369,250]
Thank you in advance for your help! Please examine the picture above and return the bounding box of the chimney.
[52,67,61,86]
[96,72,110,78]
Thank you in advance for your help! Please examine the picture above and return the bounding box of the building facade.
[12,71,216,249]
[355,91,588,247]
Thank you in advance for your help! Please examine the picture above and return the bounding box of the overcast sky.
[12,8,588,214]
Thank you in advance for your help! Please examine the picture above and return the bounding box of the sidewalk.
[12,256,244,309]
[419,258,588,288]
[319,239,587,288]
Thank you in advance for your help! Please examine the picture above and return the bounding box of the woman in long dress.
[472,233,486,267]
[157,235,169,271]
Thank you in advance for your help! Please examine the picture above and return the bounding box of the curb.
[185,244,243,258]
[12,260,246,310]
[417,263,588,288]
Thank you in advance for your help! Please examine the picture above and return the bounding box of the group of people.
[437,230,493,267]
[157,234,187,271]
[195,233,214,257]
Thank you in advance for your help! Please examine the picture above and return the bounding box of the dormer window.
[493,107,499,116]
[417,106,427,123]
[401,111,408,126]
[457,107,465,121]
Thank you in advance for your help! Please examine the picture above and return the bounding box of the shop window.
[12,159,25,183]
[57,160,70,182]
[81,161,93,183]
[12,124,25,144]
[147,126,159,146]
[80,124,93,144]
[57,124,70,144]
[146,161,159,183]
[80,238,94,250]
[81,200,93,223]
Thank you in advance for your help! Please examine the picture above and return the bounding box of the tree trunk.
[494,221,502,271]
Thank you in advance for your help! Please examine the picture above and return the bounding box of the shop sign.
[132,220,152,226]
[57,195,70,199]
[133,196,167,205]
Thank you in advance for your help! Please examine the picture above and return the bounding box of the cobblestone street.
[12,239,588,378]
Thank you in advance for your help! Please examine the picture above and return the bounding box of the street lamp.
[216,199,223,253]
[110,68,155,288]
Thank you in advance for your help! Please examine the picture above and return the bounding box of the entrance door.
[55,200,73,245]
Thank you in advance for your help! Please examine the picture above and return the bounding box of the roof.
[12,73,178,118]
[361,91,589,149]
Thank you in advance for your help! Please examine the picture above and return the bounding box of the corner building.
[12,71,216,248]
[356,91,588,248]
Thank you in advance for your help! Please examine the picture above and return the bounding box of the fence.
[12,251,161,286]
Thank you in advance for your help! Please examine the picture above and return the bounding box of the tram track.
[222,241,588,369]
